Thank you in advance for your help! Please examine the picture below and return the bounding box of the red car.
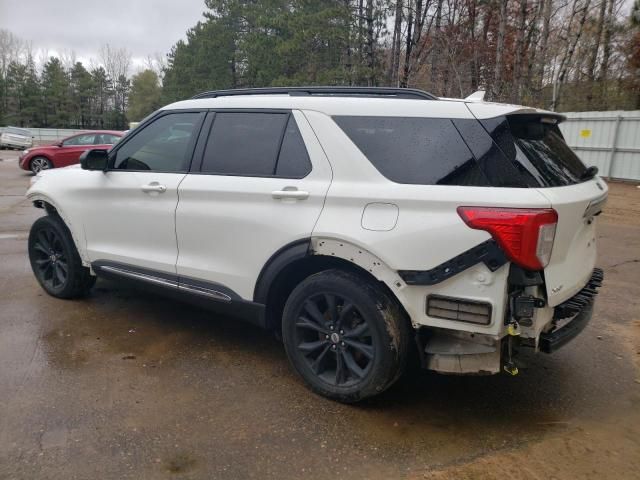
[19,130,124,173]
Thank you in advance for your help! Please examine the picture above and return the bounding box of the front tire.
[28,215,96,298]
[282,269,410,403]
[30,156,52,174]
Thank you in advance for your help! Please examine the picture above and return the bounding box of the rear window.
[334,116,488,186]
[508,116,587,186]
[480,115,588,187]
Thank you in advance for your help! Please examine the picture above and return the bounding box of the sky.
[0,0,207,71]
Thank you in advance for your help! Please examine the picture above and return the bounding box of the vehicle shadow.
[40,276,635,458]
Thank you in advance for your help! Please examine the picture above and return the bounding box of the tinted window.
[64,134,95,146]
[275,116,311,178]
[201,113,288,176]
[509,117,587,186]
[334,116,485,185]
[452,118,526,188]
[113,113,200,171]
[480,116,588,187]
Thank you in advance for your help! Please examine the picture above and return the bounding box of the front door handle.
[272,188,309,200]
[141,182,167,193]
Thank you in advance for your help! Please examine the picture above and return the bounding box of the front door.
[80,111,205,275]
[176,110,332,299]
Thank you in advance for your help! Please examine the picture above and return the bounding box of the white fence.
[24,128,92,144]
[560,110,640,181]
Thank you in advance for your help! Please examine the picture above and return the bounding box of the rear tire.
[28,215,96,299]
[282,269,410,403]
[30,156,52,174]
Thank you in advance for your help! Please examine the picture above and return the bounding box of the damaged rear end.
[419,109,607,375]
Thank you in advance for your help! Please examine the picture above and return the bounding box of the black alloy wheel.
[31,226,69,292]
[282,269,410,402]
[28,215,96,298]
[294,293,374,387]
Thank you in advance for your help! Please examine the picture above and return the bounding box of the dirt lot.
[0,149,639,480]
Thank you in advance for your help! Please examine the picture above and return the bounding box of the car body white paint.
[26,93,606,367]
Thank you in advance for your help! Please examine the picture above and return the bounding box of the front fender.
[26,192,90,266]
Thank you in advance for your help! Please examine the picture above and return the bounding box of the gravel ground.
[0,149,638,479]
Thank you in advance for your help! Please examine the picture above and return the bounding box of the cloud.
[0,0,205,69]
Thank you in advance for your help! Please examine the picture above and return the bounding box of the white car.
[1,126,33,149]
[26,87,606,402]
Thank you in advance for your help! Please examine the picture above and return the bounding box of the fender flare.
[252,236,406,304]
[253,239,311,304]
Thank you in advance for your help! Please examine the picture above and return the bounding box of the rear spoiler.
[505,111,567,124]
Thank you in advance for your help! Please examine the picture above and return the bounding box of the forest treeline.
[1,0,639,129]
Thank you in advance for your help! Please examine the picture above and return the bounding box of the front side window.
[334,116,486,185]
[95,134,121,145]
[113,113,201,171]
[200,112,311,178]
[64,134,95,146]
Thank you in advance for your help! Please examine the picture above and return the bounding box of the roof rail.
[191,86,437,100]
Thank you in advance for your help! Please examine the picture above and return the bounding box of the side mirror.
[80,149,109,171]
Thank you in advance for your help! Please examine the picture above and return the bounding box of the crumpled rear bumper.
[539,268,603,353]
[539,301,594,353]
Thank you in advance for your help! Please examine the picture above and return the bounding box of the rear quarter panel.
[303,110,552,334]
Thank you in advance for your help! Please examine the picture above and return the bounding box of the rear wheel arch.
[257,238,410,332]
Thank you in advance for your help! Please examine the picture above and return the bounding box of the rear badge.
[551,285,563,294]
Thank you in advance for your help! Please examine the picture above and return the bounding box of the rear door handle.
[141,182,167,193]
[272,188,309,200]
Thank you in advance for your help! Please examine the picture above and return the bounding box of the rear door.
[175,110,332,300]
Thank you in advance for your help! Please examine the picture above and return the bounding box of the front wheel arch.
[29,195,90,267]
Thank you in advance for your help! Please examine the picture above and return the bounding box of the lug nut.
[325,335,329,339]
[331,345,337,350]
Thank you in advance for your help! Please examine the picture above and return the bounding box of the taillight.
[457,207,558,271]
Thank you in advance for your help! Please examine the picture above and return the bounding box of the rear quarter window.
[333,116,488,186]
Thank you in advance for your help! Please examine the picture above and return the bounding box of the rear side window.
[201,112,311,178]
[276,116,312,178]
[333,116,488,186]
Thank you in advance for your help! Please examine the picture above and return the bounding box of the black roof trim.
[191,86,437,101]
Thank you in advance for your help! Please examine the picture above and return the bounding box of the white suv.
[26,87,606,402]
